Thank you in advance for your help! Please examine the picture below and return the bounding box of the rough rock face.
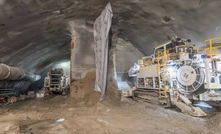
[111,0,221,54]
[0,0,221,79]
[0,0,108,75]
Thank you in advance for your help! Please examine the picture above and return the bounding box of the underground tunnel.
[1,0,221,133]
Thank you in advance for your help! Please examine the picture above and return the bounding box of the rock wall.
[107,37,144,97]
[70,20,96,80]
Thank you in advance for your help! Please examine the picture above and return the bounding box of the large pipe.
[0,63,41,81]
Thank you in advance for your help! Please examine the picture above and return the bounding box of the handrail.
[155,45,195,60]
[154,43,221,60]
[204,37,221,57]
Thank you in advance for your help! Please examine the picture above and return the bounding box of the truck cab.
[44,68,70,94]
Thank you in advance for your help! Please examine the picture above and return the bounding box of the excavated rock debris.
[70,70,100,107]
[2,71,221,134]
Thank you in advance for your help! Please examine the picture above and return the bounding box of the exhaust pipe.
[0,63,41,81]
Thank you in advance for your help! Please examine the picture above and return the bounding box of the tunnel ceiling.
[0,0,221,73]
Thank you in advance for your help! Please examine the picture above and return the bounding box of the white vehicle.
[44,68,70,94]
[126,37,221,116]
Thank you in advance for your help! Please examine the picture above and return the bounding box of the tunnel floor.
[0,71,221,134]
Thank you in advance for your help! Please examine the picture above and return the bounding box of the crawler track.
[132,89,171,106]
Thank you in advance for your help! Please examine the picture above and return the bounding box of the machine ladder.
[157,52,169,101]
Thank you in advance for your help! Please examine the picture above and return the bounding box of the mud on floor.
[0,70,221,134]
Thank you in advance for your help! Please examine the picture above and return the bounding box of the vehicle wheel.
[2,96,10,105]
